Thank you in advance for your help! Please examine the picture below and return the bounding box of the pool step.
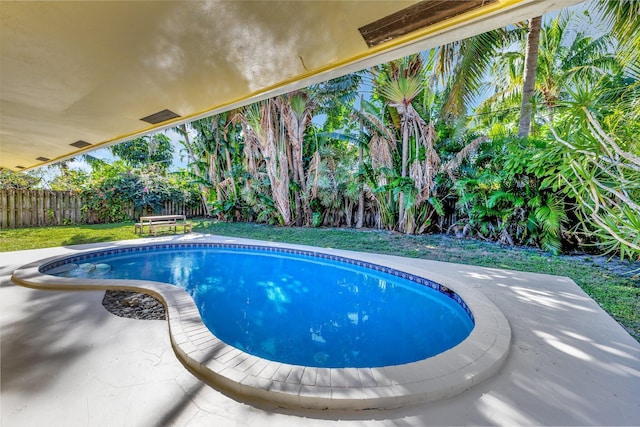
[46,263,78,275]
[48,262,112,276]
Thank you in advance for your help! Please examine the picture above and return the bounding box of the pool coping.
[10,236,511,410]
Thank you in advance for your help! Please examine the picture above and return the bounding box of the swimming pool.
[11,237,510,410]
[49,246,474,368]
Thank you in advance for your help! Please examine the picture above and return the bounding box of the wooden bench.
[149,219,177,236]
[136,215,192,236]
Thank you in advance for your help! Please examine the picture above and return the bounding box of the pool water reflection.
[54,247,474,368]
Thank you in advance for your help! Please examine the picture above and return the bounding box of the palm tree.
[179,114,243,219]
[595,0,640,71]
[479,12,617,133]
[351,97,398,230]
[378,55,427,231]
[282,90,316,225]
[241,99,292,225]
[518,16,542,137]
[313,73,366,227]
[538,13,617,109]
[436,27,519,118]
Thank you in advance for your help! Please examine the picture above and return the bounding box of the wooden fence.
[0,189,205,229]
[1,189,456,231]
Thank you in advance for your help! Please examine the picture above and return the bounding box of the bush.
[81,162,200,223]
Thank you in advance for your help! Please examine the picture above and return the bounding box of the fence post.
[0,189,6,228]
[23,190,31,227]
[30,190,36,227]
[8,190,15,228]
[29,190,36,227]
[16,190,24,227]
[36,190,42,226]
[63,191,70,224]
[74,193,81,224]
[44,191,50,225]
[55,192,61,225]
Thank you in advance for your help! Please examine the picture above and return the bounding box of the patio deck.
[2,234,639,426]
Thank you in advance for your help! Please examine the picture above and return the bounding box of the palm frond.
[440,28,517,117]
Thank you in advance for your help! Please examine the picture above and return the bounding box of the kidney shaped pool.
[13,241,511,410]
[50,246,474,368]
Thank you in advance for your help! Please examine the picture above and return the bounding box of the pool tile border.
[11,238,510,410]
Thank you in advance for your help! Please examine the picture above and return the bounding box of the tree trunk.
[267,101,292,225]
[224,148,236,197]
[356,100,365,229]
[356,142,365,229]
[289,110,310,226]
[294,192,302,226]
[518,16,542,138]
[398,114,410,232]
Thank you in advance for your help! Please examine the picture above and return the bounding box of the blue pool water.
[51,246,474,368]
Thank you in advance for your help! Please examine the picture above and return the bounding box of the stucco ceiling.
[0,0,580,171]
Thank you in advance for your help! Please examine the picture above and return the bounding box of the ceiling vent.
[140,109,181,125]
[36,157,50,162]
[70,140,92,148]
[359,0,498,47]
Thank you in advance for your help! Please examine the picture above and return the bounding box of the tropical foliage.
[80,136,199,222]
[5,134,201,223]
[165,6,638,260]
[0,168,42,189]
[13,3,638,261]
[79,160,199,223]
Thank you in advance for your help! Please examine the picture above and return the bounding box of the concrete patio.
[2,234,639,426]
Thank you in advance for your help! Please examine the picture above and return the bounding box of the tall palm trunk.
[356,136,365,228]
[398,111,410,231]
[288,119,307,225]
[518,16,542,138]
[283,93,314,226]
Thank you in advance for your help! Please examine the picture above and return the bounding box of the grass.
[2,219,638,341]
[0,222,141,251]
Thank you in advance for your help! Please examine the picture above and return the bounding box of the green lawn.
[2,219,638,341]
[0,222,142,251]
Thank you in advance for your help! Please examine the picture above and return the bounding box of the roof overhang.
[0,0,581,171]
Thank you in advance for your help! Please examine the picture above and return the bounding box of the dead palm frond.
[241,100,292,225]
[306,150,322,200]
[442,136,489,180]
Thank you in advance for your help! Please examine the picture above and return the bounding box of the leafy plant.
[452,136,570,253]
[0,168,41,189]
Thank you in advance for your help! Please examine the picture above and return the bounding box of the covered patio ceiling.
[0,0,580,172]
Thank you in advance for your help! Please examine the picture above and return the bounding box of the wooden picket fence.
[0,189,204,229]
[1,189,455,231]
